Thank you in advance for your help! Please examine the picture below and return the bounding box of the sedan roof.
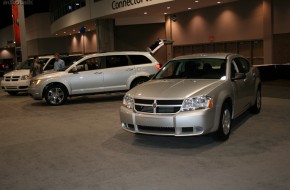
[173,53,236,60]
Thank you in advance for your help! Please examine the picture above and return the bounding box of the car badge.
[152,103,157,108]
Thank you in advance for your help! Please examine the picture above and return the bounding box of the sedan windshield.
[154,58,227,80]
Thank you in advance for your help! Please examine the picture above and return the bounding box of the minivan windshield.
[16,58,49,70]
[153,58,227,80]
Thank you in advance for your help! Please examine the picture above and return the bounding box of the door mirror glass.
[232,73,246,80]
[70,66,78,73]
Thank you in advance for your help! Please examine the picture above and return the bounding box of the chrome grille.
[134,99,183,114]
[5,76,20,82]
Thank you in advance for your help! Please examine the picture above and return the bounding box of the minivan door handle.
[126,68,134,71]
[95,71,103,74]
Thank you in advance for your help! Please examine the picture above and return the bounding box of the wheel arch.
[129,76,150,89]
[42,82,69,98]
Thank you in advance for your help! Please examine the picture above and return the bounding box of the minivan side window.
[128,55,152,65]
[105,55,129,68]
[75,57,102,72]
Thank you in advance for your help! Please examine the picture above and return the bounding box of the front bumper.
[1,80,30,92]
[28,85,43,100]
[120,106,216,136]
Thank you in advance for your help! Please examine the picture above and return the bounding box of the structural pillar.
[95,19,115,52]
[18,2,27,61]
[263,0,273,65]
[165,15,173,61]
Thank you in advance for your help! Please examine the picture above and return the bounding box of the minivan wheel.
[44,85,67,106]
[131,78,149,89]
[216,103,232,141]
[8,91,18,96]
[249,88,261,114]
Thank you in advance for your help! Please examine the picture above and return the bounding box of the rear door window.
[128,55,152,65]
[105,55,129,68]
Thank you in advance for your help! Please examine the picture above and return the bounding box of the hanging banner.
[12,1,21,47]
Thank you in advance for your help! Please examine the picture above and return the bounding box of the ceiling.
[54,0,239,36]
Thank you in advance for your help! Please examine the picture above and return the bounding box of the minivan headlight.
[30,79,41,87]
[181,96,213,111]
[21,75,29,80]
[123,95,134,109]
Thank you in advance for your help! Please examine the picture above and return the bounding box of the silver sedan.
[120,53,261,141]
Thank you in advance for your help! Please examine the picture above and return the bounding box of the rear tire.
[44,85,67,106]
[249,88,261,114]
[131,78,149,89]
[8,91,18,96]
[216,103,232,141]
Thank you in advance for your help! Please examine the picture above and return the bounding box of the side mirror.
[232,73,246,80]
[70,66,78,74]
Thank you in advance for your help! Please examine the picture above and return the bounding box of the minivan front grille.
[134,99,183,114]
[5,76,20,82]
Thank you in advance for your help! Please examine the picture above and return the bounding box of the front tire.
[249,88,261,114]
[216,103,232,141]
[44,85,67,106]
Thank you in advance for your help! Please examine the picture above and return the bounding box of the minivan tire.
[44,84,68,106]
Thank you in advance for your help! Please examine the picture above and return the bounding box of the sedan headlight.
[30,79,41,87]
[181,96,213,111]
[21,75,29,80]
[123,95,134,109]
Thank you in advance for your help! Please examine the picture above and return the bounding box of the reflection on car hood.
[129,79,225,99]
[4,69,30,77]
[35,71,65,79]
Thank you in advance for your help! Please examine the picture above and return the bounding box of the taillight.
[155,63,162,70]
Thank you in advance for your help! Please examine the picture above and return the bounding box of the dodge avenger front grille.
[134,99,183,114]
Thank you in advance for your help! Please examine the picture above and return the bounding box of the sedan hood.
[129,79,225,99]
[4,69,30,77]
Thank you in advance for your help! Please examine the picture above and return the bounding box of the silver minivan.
[28,51,161,105]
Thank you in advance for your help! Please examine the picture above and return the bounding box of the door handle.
[95,72,103,74]
[126,68,134,71]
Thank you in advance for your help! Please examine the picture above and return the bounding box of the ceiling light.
[164,13,167,15]
[188,7,192,10]
[217,1,221,4]
[144,12,148,15]
[195,0,199,2]
[64,31,66,34]
[56,34,58,36]
[167,6,171,9]
[73,29,76,32]
[76,3,80,6]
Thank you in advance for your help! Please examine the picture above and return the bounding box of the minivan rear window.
[129,55,152,65]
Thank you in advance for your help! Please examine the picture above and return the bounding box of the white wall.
[51,0,173,34]
[25,13,52,41]
[273,0,290,34]
[51,0,91,34]
[171,0,263,45]
[0,26,14,48]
